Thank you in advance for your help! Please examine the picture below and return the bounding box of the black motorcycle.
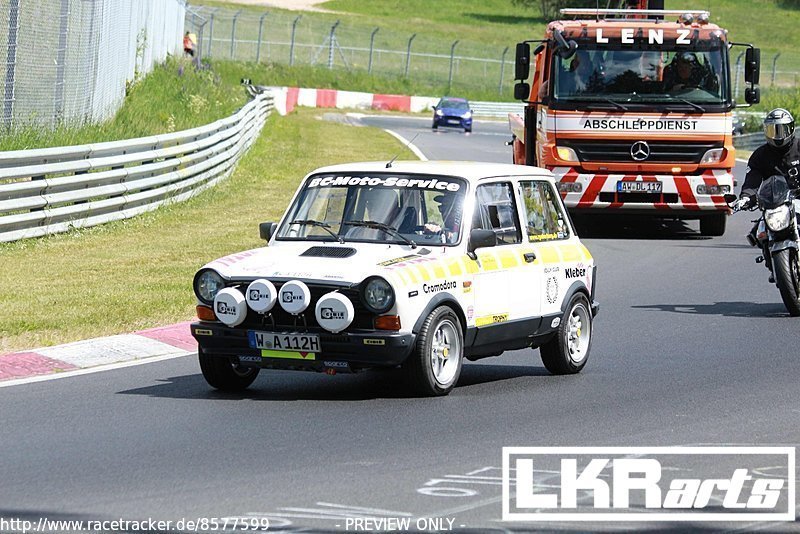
[727,174,800,316]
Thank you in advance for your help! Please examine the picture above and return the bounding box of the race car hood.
[200,242,442,285]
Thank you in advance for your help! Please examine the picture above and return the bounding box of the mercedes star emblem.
[630,141,650,161]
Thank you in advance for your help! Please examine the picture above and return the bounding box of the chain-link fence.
[185,6,513,98]
[0,0,185,130]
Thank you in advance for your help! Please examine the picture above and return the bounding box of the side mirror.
[431,105,437,110]
[259,222,278,242]
[745,47,760,85]
[514,82,530,101]
[745,86,760,105]
[723,194,738,205]
[533,43,545,56]
[515,42,531,81]
[467,228,497,259]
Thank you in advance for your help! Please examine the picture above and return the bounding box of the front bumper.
[434,114,472,129]
[552,167,733,214]
[191,322,415,371]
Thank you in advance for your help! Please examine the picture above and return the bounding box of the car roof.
[308,160,555,184]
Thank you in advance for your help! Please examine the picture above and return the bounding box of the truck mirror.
[533,43,545,56]
[745,86,760,105]
[515,42,530,80]
[259,222,278,242]
[514,82,530,101]
[745,48,760,85]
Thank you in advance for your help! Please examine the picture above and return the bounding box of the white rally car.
[191,161,599,396]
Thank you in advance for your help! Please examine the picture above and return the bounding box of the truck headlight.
[194,269,225,305]
[700,148,725,164]
[765,205,792,232]
[556,146,579,162]
[361,276,395,314]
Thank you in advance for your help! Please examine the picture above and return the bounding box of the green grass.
[0,57,247,151]
[0,108,405,353]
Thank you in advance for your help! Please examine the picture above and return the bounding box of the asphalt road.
[1,114,798,533]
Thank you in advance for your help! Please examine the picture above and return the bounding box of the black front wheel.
[700,213,727,237]
[198,347,260,391]
[403,306,464,396]
[772,248,800,316]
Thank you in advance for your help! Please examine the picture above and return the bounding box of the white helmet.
[763,108,795,148]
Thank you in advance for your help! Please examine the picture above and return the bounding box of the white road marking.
[0,351,192,389]
[383,128,429,161]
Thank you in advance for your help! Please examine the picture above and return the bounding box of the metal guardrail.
[0,91,273,243]
[733,132,763,151]
[471,101,524,118]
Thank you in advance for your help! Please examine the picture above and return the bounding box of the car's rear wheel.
[540,294,593,374]
[198,347,259,391]
[404,306,463,396]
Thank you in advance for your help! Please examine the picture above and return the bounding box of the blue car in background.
[432,97,472,133]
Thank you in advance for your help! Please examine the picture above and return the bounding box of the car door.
[470,180,539,339]
[519,178,575,318]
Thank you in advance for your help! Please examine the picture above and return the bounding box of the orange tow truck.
[510,1,761,235]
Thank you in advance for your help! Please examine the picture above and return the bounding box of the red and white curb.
[266,86,439,116]
[0,322,195,387]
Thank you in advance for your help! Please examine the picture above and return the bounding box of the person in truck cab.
[737,108,800,211]
[663,51,702,92]
[560,49,596,95]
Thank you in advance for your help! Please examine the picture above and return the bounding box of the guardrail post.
[230,10,241,59]
[771,53,781,87]
[256,12,268,63]
[195,20,207,65]
[498,46,509,96]
[733,51,744,100]
[53,0,69,124]
[327,21,340,70]
[404,33,416,77]
[3,0,20,129]
[207,8,217,57]
[368,27,379,74]
[289,15,302,66]
[448,40,459,93]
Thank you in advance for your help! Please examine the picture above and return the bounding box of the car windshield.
[439,99,469,110]
[277,173,468,246]
[552,43,728,107]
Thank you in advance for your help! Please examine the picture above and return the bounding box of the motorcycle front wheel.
[772,248,800,316]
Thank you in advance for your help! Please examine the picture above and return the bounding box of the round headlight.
[765,205,792,232]
[194,269,225,305]
[361,277,395,314]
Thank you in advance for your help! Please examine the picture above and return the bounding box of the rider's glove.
[735,197,752,211]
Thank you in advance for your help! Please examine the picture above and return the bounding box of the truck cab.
[511,7,761,236]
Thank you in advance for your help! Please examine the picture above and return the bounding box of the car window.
[473,182,521,245]
[438,98,469,110]
[519,180,571,241]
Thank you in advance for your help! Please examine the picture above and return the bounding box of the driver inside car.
[423,194,462,243]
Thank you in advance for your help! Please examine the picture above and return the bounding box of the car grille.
[227,281,374,332]
[563,140,722,163]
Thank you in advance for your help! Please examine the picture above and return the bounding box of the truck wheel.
[404,306,463,396]
[772,248,800,316]
[198,347,259,391]
[700,213,726,236]
[540,293,593,374]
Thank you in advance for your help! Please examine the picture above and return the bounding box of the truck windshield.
[276,173,468,246]
[553,45,728,108]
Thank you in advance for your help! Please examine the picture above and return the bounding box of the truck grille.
[563,140,722,164]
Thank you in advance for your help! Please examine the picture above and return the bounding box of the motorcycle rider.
[736,108,800,210]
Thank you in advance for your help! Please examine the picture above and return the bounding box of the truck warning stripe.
[674,176,700,210]
[577,174,608,209]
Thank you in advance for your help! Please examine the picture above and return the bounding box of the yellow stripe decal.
[537,246,560,264]
[579,243,594,261]
[559,244,582,262]
[475,313,510,327]
[446,259,463,277]
[415,265,432,281]
[432,264,447,279]
[261,350,316,360]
